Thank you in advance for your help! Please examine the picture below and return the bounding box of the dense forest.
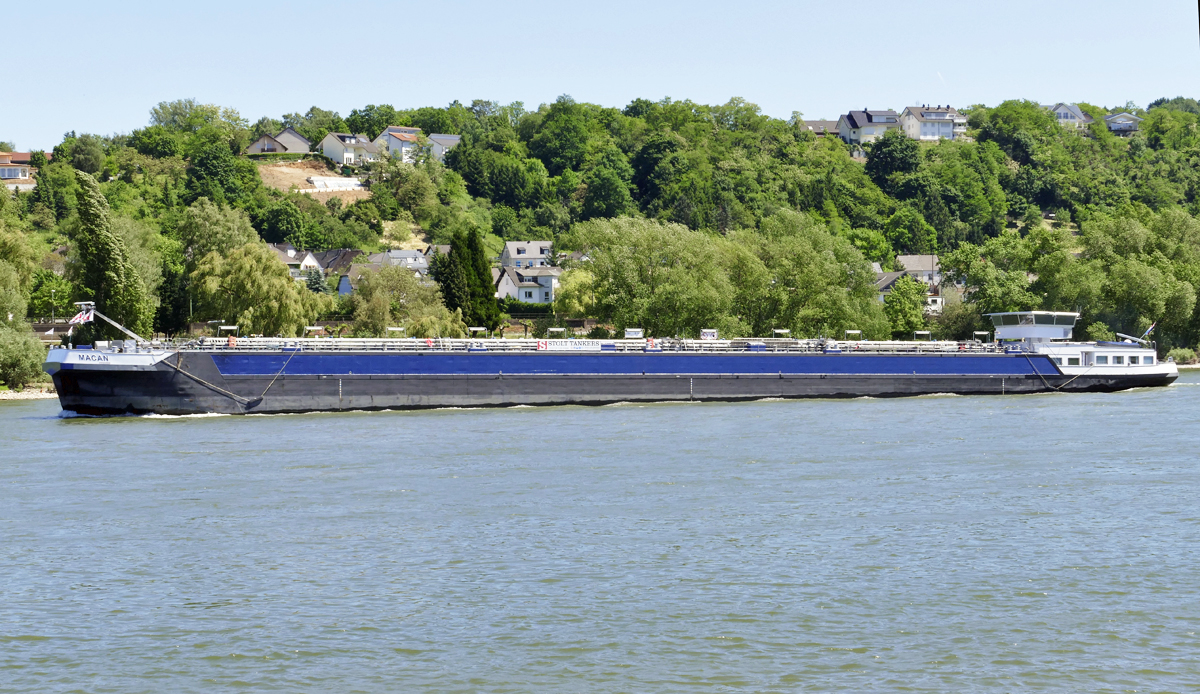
[3,94,1200,387]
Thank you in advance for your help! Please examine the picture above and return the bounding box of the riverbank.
[0,388,57,400]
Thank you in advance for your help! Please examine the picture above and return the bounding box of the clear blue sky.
[6,0,1198,150]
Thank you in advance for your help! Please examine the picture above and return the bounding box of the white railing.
[138,336,1005,355]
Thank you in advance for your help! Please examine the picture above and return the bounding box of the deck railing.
[126,336,1008,355]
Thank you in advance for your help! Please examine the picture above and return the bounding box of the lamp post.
[51,289,55,324]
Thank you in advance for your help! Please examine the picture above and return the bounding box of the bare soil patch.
[257,159,340,192]
[382,221,431,250]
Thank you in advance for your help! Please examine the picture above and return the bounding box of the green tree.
[529,98,591,176]
[186,142,243,203]
[305,268,330,294]
[581,166,634,220]
[191,243,329,337]
[865,129,919,191]
[175,198,259,271]
[462,229,501,329]
[884,206,938,255]
[0,323,44,390]
[71,134,106,175]
[351,265,460,336]
[883,275,928,337]
[130,125,181,158]
[260,200,306,244]
[431,247,471,319]
[69,171,153,337]
[0,260,26,324]
[26,269,72,320]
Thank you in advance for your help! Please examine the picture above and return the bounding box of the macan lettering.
[75,353,110,362]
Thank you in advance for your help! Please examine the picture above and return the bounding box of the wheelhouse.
[985,311,1078,342]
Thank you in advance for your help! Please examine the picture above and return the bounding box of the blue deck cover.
[211,352,1060,377]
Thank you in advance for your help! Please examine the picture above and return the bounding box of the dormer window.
[517,248,526,255]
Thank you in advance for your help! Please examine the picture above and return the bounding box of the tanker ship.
[43,306,1177,416]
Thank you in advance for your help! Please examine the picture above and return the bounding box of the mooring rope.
[257,347,301,400]
[1024,354,1091,391]
[162,353,254,405]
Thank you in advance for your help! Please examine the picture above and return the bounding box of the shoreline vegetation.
[5,95,1200,391]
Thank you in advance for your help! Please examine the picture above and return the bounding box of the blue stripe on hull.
[211,352,1059,377]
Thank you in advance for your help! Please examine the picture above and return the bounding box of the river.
[2,374,1199,692]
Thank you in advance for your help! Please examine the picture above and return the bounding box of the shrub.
[1166,347,1196,364]
[0,323,46,390]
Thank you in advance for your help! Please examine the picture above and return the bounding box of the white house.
[372,126,422,162]
[501,241,552,268]
[428,134,462,162]
[320,133,381,165]
[270,243,323,280]
[245,127,311,154]
[1044,103,1094,129]
[367,249,429,276]
[896,255,941,285]
[493,266,561,304]
[899,106,968,141]
[837,109,900,146]
[0,152,35,191]
[0,152,32,181]
[1104,112,1143,136]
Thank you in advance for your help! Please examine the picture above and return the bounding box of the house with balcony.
[801,120,839,137]
[367,249,430,276]
[899,106,969,141]
[372,126,422,162]
[1044,103,1094,129]
[493,266,562,304]
[245,127,311,154]
[270,243,323,280]
[1,152,35,191]
[875,255,952,313]
[1104,112,1143,136]
[501,241,552,268]
[320,133,381,165]
[836,109,900,146]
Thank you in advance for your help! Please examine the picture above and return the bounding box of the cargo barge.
[43,308,1177,416]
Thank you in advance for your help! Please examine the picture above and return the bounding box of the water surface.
[3,375,1199,692]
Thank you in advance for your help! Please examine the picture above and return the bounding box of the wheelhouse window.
[1145,355,1154,365]
[1112,356,1124,365]
[1052,357,1062,365]
[1128,356,1139,365]
[1067,357,1080,366]
[1096,355,1108,365]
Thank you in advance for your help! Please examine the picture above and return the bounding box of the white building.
[320,133,381,165]
[1044,103,1094,129]
[0,152,32,180]
[501,241,552,268]
[270,243,323,280]
[367,249,429,276]
[1104,112,1143,136]
[372,126,422,162]
[899,106,968,141]
[428,134,461,162]
[836,109,900,146]
[493,266,562,304]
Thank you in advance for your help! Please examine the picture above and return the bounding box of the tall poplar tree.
[72,170,153,337]
[463,229,501,330]
[433,240,471,321]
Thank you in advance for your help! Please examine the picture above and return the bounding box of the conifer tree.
[434,239,472,320]
[72,170,153,337]
[463,229,501,330]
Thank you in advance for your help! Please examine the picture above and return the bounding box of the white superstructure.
[986,311,1177,381]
